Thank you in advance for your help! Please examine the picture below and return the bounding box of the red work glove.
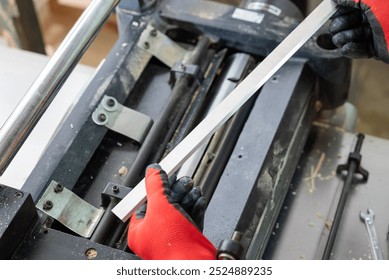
[127,164,216,260]
[329,0,389,62]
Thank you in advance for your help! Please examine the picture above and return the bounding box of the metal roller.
[0,0,120,175]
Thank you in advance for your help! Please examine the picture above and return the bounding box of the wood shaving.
[304,152,325,193]
[325,220,333,230]
[118,165,128,177]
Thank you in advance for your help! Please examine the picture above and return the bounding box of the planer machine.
[1,0,388,260]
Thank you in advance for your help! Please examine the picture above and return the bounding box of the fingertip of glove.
[176,176,194,188]
[146,163,171,178]
[146,163,168,179]
[331,33,344,48]
[146,163,162,172]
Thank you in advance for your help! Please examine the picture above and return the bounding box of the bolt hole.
[238,155,243,159]
[144,41,150,49]
[316,33,337,51]
[42,229,49,235]
[271,76,278,82]
[85,248,97,259]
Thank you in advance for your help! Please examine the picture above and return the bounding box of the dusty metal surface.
[137,24,193,67]
[264,107,389,260]
[36,181,104,238]
[92,96,153,143]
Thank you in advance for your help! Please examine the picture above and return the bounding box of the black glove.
[135,167,207,230]
[329,0,389,63]
[168,174,207,230]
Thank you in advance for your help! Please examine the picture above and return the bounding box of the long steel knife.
[112,0,338,222]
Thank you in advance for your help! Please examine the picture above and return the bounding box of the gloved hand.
[127,164,216,260]
[329,0,389,63]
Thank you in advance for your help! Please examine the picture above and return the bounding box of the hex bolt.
[54,183,64,193]
[112,185,119,193]
[43,200,53,211]
[106,98,115,107]
[98,113,107,122]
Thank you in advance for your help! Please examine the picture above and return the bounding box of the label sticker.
[247,2,282,16]
[232,8,265,24]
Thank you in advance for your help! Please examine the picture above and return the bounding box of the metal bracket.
[101,182,132,208]
[92,96,153,144]
[36,181,104,238]
[137,24,192,68]
[169,62,204,86]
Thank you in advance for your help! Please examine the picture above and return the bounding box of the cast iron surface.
[204,58,317,259]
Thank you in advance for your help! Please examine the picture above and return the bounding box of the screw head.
[112,185,119,193]
[106,98,115,107]
[98,113,107,122]
[150,29,157,37]
[54,183,64,193]
[43,200,53,211]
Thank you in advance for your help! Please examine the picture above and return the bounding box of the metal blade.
[112,0,338,222]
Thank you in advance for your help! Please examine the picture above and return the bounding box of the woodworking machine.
[1,0,388,260]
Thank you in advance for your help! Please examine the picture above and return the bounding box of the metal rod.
[90,198,119,243]
[112,0,338,222]
[322,156,357,259]
[122,36,210,187]
[322,134,365,259]
[0,0,120,175]
[177,52,251,179]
